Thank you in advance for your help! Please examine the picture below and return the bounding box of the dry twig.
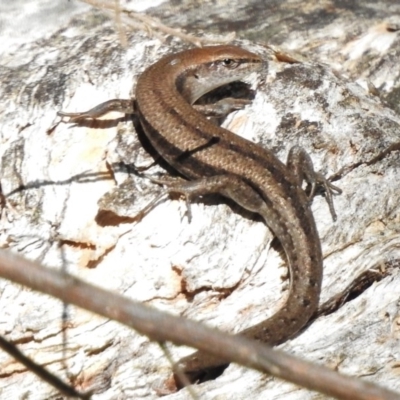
[0,250,399,400]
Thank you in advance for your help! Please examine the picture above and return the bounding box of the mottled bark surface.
[1,1,400,399]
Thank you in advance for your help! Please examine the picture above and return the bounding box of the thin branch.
[0,335,91,399]
[113,0,127,47]
[0,250,399,400]
[79,0,235,47]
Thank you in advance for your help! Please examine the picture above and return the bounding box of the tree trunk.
[1,1,400,398]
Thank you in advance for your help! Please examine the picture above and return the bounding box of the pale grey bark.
[1,1,400,399]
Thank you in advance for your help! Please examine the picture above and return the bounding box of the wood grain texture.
[1,1,400,398]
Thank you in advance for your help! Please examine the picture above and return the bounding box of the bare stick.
[79,0,235,47]
[0,335,91,399]
[0,250,399,400]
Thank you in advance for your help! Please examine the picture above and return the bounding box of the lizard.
[58,44,340,380]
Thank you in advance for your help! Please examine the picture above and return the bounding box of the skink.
[59,45,340,379]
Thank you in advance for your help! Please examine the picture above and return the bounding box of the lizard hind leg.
[287,145,342,221]
[144,173,268,221]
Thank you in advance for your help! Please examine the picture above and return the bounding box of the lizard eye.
[222,58,239,69]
